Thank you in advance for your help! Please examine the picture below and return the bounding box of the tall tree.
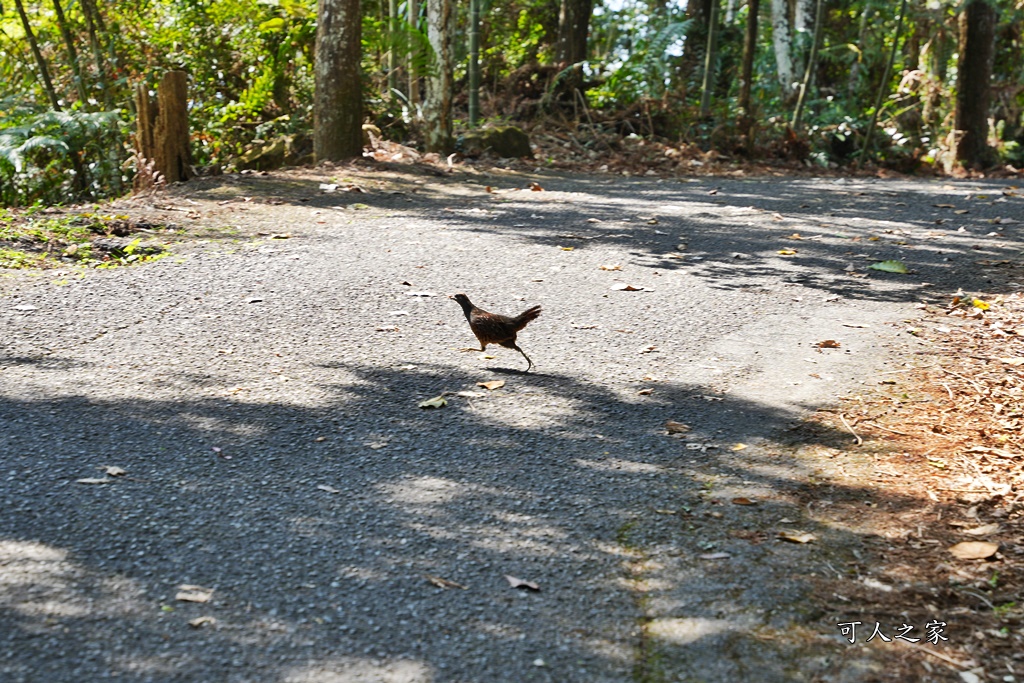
[79,0,111,107]
[12,0,61,110]
[408,0,421,109]
[556,0,594,65]
[468,0,481,126]
[791,0,823,129]
[314,0,363,160]
[680,0,712,88]
[51,0,89,104]
[955,0,998,169]
[424,0,453,153]
[699,0,721,117]
[738,0,761,122]
[770,0,796,102]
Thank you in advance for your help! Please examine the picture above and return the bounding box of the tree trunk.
[388,0,398,96]
[857,0,907,169]
[52,0,89,105]
[847,5,872,98]
[154,71,193,182]
[556,0,594,65]
[954,0,998,170]
[13,0,62,110]
[314,0,363,161]
[79,0,111,107]
[133,74,193,186]
[679,0,711,89]
[699,0,720,118]
[791,0,823,129]
[468,0,480,126]
[738,0,760,117]
[424,0,453,153]
[770,0,795,102]
[792,0,814,79]
[408,0,421,110]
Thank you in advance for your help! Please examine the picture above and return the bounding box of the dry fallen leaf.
[188,616,216,628]
[999,357,1024,366]
[477,380,505,391]
[176,585,214,603]
[731,497,756,505]
[104,466,127,477]
[418,395,448,409]
[76,477,111,485]
[948,541,999,560]
[731,443,748,452]
[815,340,841,349]
[317,484,341,494]
[699,552,731,560]
[962,524,1000,537]
[665,420,691,434]
[778,249,797,256]
[599,264,623,271]
[529,182,544,192]
[485,186,495,193]
[505,575,541,591]
[637,388,653,395]
[611,283,647,291]
[777,531,817,544]
[426,575,468,590]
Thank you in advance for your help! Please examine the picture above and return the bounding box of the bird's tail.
[513,305,542,331]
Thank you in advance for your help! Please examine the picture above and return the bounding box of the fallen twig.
[838,412,862,445]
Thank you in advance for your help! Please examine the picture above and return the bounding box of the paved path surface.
[2,170,1020,681]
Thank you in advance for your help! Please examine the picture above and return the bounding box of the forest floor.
[1,160,1022,682]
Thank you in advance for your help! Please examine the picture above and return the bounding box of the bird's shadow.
[486,366,535,375]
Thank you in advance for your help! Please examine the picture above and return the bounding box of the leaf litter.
[805,290,1024,677]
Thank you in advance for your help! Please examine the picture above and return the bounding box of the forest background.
[0,0,1022,208]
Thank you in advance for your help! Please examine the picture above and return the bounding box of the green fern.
[0,108,122,207]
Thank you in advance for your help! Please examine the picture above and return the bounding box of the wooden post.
[134,71,193,187]
[154,71,193,182]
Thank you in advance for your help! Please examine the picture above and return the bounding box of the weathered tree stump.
[134,70,193,188]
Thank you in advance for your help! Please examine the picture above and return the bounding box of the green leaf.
[868,260,908,274]
[259,17,286,32]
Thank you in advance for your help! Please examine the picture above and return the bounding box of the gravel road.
[2,168,1021,682]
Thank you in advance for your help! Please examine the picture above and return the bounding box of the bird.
[451,293,541,372]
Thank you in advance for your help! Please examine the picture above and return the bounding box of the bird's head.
[450,293,474,314]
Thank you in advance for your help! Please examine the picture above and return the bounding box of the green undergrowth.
[0,207,168,270]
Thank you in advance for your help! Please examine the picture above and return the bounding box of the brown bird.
[451,293,542,372]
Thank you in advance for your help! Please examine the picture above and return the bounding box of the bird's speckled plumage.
[452,293,541,372]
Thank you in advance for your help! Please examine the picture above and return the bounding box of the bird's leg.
[510,343,533,372]
[460,343,488,353]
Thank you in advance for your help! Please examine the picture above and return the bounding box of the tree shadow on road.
[1,357,941,681]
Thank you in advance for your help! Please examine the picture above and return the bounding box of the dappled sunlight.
[0,540,92,621]
[573,457,667,475]
[645,617,735,645]
[281,658,434,683]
